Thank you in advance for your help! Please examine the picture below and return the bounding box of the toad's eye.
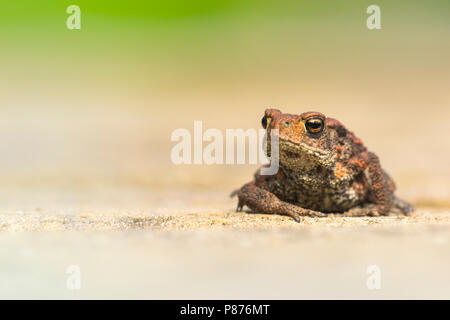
[305,118,324,134]
[261,116,268,129]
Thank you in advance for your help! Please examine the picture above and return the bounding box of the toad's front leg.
[231,181,326,222]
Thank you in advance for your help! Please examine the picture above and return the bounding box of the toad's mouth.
[271,139,335,167]
[278,139,330,157]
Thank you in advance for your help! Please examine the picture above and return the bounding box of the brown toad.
[232,109,413,222]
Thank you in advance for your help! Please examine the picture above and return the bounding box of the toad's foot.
[393,196,414,216]
[232,182,326,222]
[342,204,382,217]
[343,198,414,217]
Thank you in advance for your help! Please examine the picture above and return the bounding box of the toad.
[232,109,413,222]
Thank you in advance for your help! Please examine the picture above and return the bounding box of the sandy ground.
[1,212,449,299]
[1,199,449,232]
[0,186,449,299]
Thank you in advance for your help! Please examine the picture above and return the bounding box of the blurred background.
[0,0,449,299]
[1,0,449,197]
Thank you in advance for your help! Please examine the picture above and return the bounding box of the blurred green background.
[2,0,449,99]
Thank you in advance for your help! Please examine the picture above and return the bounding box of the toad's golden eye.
[305,118,324,134]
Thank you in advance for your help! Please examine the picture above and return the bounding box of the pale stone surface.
[1,211,449,299]
[0,187,449,299]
